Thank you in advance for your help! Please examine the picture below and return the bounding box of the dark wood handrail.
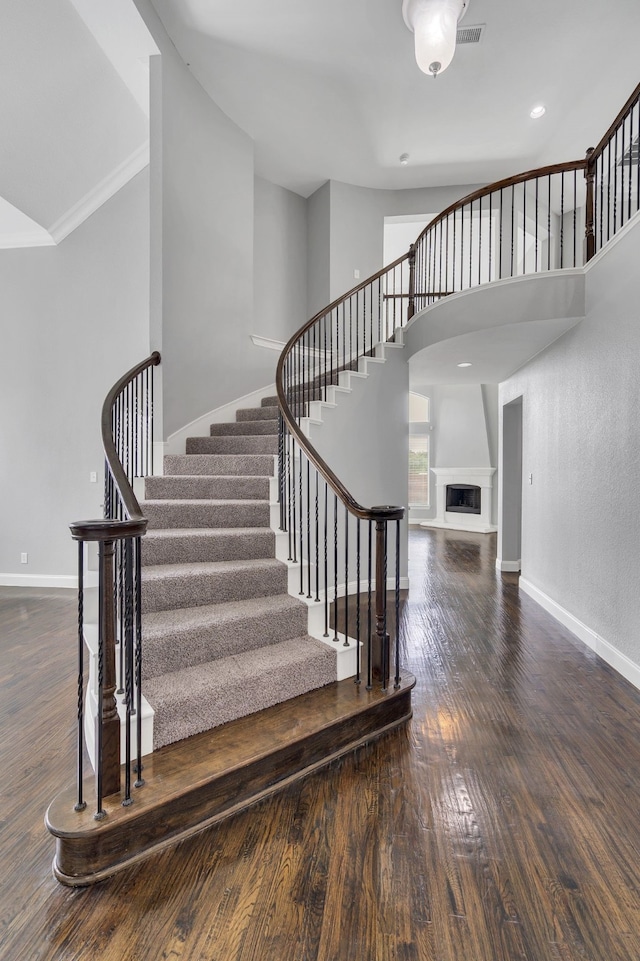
[101,350,161,523]
[276,258,408,523]
[277,159,584,525]
[589,82,640,166]
[412,158,586,250]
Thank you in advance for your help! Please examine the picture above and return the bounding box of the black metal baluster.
[560,172,565,268]
[298,448,304,595]
[469,200,473,287]
[613,129,618,236]
[306,458,312,599]
[134,535,144,787]
[573,170,577,267]
[621,112,626,227]
[510,185,515,276]
[535,178,539,272]
[355,518,361,684]
[123,537,134,806]
[498,190,503,280]
[478,195,482,285]
[488,196,492,283]
[315,471,320,602]
[95,542,106,820]
[333,494,339,642]
[522,181,527,275]
[323,482,329,637]
[343,506,349,647]
[291,434,297,564]
[394,520,401,689]
[367,520,373,690]
[453,208,457,289]
[75,542,86,812]
[548,175,552,270]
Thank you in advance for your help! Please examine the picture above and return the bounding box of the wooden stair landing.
[46,673,415,886]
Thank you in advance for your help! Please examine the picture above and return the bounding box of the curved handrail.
[276,256,408,522]
[412,158,586,250]
[101,350,161,523]
[276,158,588,525]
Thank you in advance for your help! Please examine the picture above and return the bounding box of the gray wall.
[309,346,409,579]
[307,181,330,317]
[0,170,150,578]
[500,218,640,663]
[254,176,307,343]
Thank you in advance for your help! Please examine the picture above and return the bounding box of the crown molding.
[49,140,150,243]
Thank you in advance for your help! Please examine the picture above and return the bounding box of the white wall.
[307,181,330,317]
[309,347,409,580]
[500,216,640,666]
[254,176,307,343]
[0,170,150,581]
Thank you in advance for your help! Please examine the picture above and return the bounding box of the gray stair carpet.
[141,401,336,750]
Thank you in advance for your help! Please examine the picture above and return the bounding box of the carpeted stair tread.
[145,475,270,500]
[141,499,270,530]
[145,635,337,749]
[236,406,279,422]
[141,594,309,679]
[187,435,278,455]
[209,421,278,436]
[260,396,280,408]
[164,454,275,477]
[142,527,275,566]
[141,558,288,613]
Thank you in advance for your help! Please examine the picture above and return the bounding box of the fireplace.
[421,468,496,534]
[446,484,481,514]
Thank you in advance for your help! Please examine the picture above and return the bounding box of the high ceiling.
[149,0,640,197]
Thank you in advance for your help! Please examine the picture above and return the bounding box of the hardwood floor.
[3,528,640,959]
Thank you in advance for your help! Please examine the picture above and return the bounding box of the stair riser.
[143,502,270,530]
[164,454,275,477]
[187,436,278,455]
[141,605,309,680]
[145,476,270,500]
[142,566,288,613]
[209,422,277,436]
[142,530,275,566]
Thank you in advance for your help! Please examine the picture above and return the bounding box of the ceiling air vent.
[456,23,485,44]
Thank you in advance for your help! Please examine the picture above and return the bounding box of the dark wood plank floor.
[3,527,640,960]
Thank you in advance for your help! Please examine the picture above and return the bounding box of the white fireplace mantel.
[421,467,497,534]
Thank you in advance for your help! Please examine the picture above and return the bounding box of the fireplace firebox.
[446,484,481,515]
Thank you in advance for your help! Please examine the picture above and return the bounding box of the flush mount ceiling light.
[457,362,472,367]
[402,0,469,78]
[399,153,410,165]
[530,104,546,119]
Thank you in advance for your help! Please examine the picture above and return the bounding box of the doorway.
[498,396,523,572]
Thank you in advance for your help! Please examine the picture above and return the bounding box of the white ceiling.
[150,0,640,198]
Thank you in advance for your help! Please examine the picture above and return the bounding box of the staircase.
[139,397,338,749]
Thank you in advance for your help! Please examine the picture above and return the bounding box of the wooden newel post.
[407,243,416,321]
[373,519,390,689]
[585,146,596,262]
[97,536,121,800]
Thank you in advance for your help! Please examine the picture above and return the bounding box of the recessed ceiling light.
[530,104,546,120]
[457,362,472,367]
[399,153,410,166]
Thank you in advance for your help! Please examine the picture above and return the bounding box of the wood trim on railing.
[412,158,587,250]
[101,350,161,523]
[589,82,640,166]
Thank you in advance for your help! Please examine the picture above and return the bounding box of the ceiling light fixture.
[400,153,410,165]
[457,362,472,367]
[530,104,546,119]
[402,0,469,79]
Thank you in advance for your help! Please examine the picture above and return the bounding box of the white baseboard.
[520,577,640,692]
[496,558,521,572]
[420,519,497,534]
[0,573,77,589]
[164,384,277,456]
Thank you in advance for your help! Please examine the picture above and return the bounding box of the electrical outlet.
[20,552,28,564]
[528,473,533,485]
[90,471,98,483]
